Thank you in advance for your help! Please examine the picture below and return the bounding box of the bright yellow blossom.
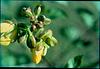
[0,20,17,46]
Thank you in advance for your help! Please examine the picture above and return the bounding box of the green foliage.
[64,55,83,68]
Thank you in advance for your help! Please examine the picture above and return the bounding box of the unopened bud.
[42,47,48,56]
[35,28,44,38]
[44,17,51,25]
[18,34,27,45]
[30,24,36,31]
[46,36,58,47]
[37,15,51,25]
[41,30,52,41]
[37,15,45,22]
[35,39,44,51]
[34,5,42,17]
[42,41,50,48]
[35,21,43,28]
[27,35,36,48]
[30,16,35,22]
[23,7,33,17]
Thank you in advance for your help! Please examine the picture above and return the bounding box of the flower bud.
[35,39,44,51]
[34,5,42,17]
[30,24,36,31]
[37,15,45,22]
[42,41,50,48]
[17,23,27,43]
[30,16,35,23]
[17,27,27,39]
[35,21,43,29]
[46,36,58,47]
[27,35,36,48]
[18,34,27,45]
[22,7,33,17]
[37,15,51,25]
[35,28,44,38]
[44,17,51,25]
[42,47,48,56]
[41,30,52,41]
[35,45,43,51]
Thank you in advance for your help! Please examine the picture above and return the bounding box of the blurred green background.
[0,0,99,68]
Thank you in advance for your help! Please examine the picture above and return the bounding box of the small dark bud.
[37,15,45,22]
[26,35,36,48]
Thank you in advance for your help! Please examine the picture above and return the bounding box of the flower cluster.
[0,5,57,64]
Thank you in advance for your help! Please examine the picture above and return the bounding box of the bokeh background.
[0,0,99,68]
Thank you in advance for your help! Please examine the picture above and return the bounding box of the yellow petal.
[0,36,11,46]
[31,47,44,64]
[0,22,14,33]
[32,53,42,64]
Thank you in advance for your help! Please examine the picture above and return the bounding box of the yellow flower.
[0,20,14,33]
[0,36,11,46]
[0,20,17,46]
[31,46,44,64]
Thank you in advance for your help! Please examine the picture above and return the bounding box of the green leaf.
[64,55,83,68]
